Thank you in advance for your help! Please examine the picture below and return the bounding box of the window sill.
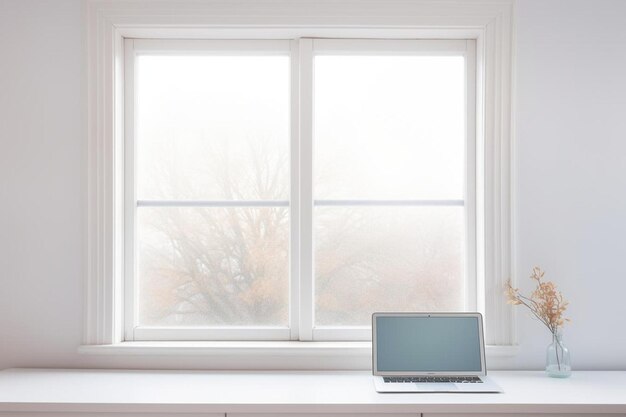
[78,341,519,357]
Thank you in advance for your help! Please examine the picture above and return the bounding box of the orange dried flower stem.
[505,267,569,336]
[514,292,554,332]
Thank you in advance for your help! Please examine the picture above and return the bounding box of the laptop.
[372,312,502,393]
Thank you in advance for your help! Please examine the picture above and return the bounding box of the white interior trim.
[85,0,515,361]
[77,341,519,358]
[465,38,478,314]
[314,200,464,206]
[289,38,302,341]
[133,38,291,53]
[136,200,291,207]
[298,37,314,341]
[123,37,136,343]
[311,38,468,54]
[133,327,291,342]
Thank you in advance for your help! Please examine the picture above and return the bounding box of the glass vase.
[546,331,571,378]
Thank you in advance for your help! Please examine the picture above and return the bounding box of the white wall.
[1,0,625,371]
[513,0,626,370]
[0,0,85,368]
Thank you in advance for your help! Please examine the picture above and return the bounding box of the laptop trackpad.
[414,383,458,392]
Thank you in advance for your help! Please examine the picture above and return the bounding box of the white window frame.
[83,0,516,363]
[303,38,477,342]
[123,39,295,342]
[123,38,476,343]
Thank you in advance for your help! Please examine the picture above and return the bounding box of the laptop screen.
[374,315,483,373]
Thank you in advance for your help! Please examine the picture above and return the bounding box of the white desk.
[0,368,625,416]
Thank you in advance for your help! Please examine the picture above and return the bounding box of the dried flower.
[505,267,570,335]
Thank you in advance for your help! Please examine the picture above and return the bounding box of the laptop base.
[373,375,502,393]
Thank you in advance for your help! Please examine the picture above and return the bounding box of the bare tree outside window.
[135,55,291,326]
[137,137,290,325]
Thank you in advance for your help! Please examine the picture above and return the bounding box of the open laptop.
[372,312,502,393]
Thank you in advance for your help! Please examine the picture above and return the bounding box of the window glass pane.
[136,55,290,201]
[314,207,464,326]
[137,207,289,326]
[314,55,465,200]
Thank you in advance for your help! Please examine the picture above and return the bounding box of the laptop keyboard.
[383,376,483,383]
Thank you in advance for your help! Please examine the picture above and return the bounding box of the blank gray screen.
[375,316,482,372]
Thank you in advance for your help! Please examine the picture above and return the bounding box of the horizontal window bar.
[314,325,371,330]
[313,39,468,55]
[133,326,290,341]
[135,325,291,331]
[137,200,462,208]
[133,39,291,54]
[314,199,464,207]
[312,326,373,341]
[137,200,290,208]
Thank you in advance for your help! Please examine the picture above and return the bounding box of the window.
[125,41,292,341]
[124,38,477,341]
[85,0,514,357]
[310,40,476,342]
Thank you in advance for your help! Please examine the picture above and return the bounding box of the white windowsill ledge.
[78,341,519,357]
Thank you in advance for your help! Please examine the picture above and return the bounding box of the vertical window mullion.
[289,40,301,340]
[465,39,479,313]
[123,38,137,341]
[298,38,314,341]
